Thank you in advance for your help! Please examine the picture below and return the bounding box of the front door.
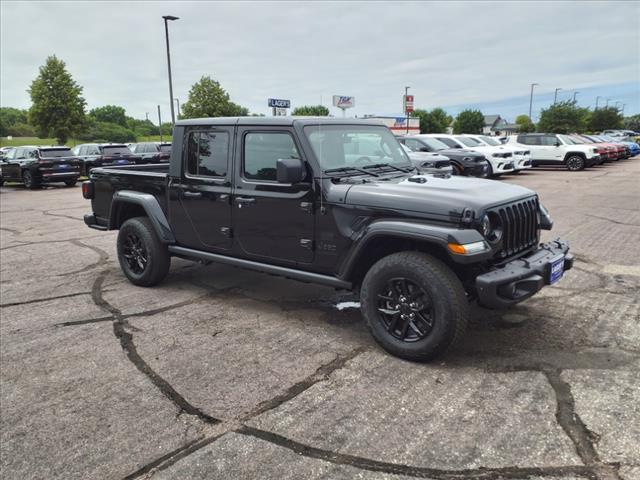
[538,135,564,163]
[233,128,314,265]
[169,126,234,252]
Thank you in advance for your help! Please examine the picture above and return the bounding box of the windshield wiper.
[324,166,379,177]
[361,162,413,173]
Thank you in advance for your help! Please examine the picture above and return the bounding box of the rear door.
[232,127,314,265]
[169,126,234,251]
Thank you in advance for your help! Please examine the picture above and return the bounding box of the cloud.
[1,1,638,121]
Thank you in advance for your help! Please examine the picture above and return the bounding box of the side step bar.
[168,245,352,290]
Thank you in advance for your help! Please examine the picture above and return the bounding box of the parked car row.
[0,142,172,188]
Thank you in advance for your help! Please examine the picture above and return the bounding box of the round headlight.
[480,212,503,243]
[481,214,491,237]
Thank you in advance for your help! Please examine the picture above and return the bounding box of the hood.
[343,174,535,219]
[406,151,450,162]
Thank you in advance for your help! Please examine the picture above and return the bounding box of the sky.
[1,1,639,123]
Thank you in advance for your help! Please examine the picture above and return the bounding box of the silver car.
[400,143,453,175]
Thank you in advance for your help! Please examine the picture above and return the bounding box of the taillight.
[82,181,94,199]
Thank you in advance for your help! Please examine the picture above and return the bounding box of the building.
[362,116,420,135]
[482,115,519,136]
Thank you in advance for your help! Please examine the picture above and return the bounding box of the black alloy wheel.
[376,277,435,342]
[122,232,148,274]
[566,155,585,171]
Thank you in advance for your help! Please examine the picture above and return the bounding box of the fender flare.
[109,190,175,243]
[338,220,489,279]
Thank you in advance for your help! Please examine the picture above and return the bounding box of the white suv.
[422,134,515,177]
[507,134,601,171]
[461,135,532,173]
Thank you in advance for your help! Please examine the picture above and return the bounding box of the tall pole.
[554,88,561,104]
[163,15,179,125]
[528,83,538,121]
[621,104,626,115]
[606,98,611,108]
[404,86,410,134]
[573,91,579,102]
[595,96,601,110]
[157,105,163,143]
[145,112,149,121]
[174,98,181,118]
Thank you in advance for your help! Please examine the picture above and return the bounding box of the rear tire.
[360,251,468,362]
[565,155,585,171]
[117,217,171,287]
[451,164,462,176]
[64,178,78,187]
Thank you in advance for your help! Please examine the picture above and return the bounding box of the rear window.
[38,148,72,158]
[100,145,132,155]
[158,144,172,153]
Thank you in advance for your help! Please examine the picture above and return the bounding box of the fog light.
[448,241,489,255]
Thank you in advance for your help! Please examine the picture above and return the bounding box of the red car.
[582,135,626,160]
[570,135,610,163]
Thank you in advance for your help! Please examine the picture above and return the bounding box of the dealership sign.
[403,94,414,113]
[333,96,355,109]
[268,98,291,108]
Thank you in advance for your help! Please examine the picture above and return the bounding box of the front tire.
[360,252,469,362]
[565,155,585,171]
[117,217,171,287]
[22,170,40,189]
[64,178,78,187]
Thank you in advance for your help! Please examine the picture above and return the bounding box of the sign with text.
[403,94,414,113]
[333,96,355,109]
[268,98,291,108]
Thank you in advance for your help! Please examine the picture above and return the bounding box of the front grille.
[491,197,540,259]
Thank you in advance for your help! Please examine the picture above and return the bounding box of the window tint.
[244,132,300,181]
[87,146,100,155]
[517,135,540,146]
[186,130,229,177]
[404,139,421,151]
[436,137,459,148]
[540,135,558,146]
[39,148,72,158]
[101,146,132,155]
[27,149,37,158]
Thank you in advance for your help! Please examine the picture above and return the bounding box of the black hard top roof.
[175,116,385,127]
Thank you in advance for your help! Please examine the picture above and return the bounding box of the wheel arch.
[563,151,586,162]
[109,191,175,243]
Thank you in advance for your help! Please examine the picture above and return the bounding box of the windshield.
[454,136,480,147]
[479,135,501,146]
[304,125,411,171]
[416,137,449,151]
[557,134,576,145]
[571,135,591,144]
[39,148,72,158]
[100,145,132,155]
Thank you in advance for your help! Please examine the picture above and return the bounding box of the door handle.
[183,191,202,198]
[235,197,255,204]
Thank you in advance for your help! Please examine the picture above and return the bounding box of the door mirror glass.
[276,158,305,183]
[555,141,561,147]
[419,147,430,152]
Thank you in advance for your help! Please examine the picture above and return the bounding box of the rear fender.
[109,190,175,243]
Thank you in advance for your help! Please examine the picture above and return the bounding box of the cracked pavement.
[1,158,639,480]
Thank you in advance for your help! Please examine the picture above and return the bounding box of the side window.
[90,146,100,155]
[519,136,539,146]
[186,130,229,177]
[541,135,558,146]
[404,139,420,151]
[27,149,37,159]
[244,132,300,182]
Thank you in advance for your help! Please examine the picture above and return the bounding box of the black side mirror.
[554,141,561,147]
[419,147,430,152]
[277,158,306,183]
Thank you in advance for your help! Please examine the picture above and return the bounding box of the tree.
[292,105,329,116]
[537,100,590,134]
[89,105,127,126]
[624,114,640,132]
[181,76,249,118]
[515,115,535,133]
[452,109,484,134]
[77,120,136,143]
[589,107,623,132]
[126,118,158,137]
[28,55,86,144]
[411,108,452,133]
[0,107,29,136]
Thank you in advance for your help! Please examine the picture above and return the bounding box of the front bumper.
[475,239,574,309]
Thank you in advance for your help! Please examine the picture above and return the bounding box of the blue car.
[599,135,640,157]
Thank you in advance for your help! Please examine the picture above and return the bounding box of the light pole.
[174,98,181,118]
[573,91,579,102]
[605,98,611,108]
[163,15,179,125]
[595,96,601,110]
[404,86,410,134]
[145,112,150,121]
[528,83,538,121]
[621,104,626,115]
[157,105,163,143]
[554,87,562,104]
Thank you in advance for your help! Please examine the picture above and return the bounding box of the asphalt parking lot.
[1,160,639,480]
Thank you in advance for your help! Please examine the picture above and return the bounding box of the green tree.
[27,55,86,144]
[0,107,29,136]
[537,101,590,133]
[292,105,329,116]
[515,114,535,133]
[411,107,452,133]
[89,105,127,126]
[452,109,484,134]
[181,76,249,118]
[624,114,640,132]
[126,118,158,137]
[589,107,623,132]
[77,120,136,143]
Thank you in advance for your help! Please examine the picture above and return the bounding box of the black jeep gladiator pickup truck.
[82,117,573,361]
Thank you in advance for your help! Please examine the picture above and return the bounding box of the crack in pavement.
[54,239,111,277]
[43,210,83,222]
[0,235,107,251]
[582,214,640,228]
[0,290,95,308]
